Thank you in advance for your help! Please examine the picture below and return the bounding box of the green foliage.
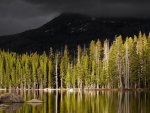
[0,33,149,89]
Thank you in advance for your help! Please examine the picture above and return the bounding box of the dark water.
[0,90,149,113]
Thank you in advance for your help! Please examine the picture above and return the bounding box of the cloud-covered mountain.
[0,13,150,53]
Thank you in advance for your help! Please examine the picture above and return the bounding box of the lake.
[0,90,149,113]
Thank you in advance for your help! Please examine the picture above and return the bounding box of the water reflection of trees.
[58,91,149,113]
[0,90,149,113]
[0,103,23,111]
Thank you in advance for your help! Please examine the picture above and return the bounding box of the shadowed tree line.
[0,32,149,89]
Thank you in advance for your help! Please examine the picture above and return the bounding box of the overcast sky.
[0,0,150,36]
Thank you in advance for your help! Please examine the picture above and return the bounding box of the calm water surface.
[0,90,149,113]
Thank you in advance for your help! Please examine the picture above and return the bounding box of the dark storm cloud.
[24,0,150,17]
[0,0,58,18]
[0,0,150,35]
[0,0,59,36]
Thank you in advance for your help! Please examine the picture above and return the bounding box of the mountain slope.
[0,13,150,53]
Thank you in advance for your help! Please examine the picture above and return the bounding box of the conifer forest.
[0,33,150,89]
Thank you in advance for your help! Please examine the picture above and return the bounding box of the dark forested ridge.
[0,33,149,89]
[0,13,150,53]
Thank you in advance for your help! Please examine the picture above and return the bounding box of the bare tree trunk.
[67,83,69,89]
[97,59,100,89]
[61,78,63,89]
[117,56,123,89]
[40,83,43,89]
[80,81,82,89]
[55,54,58,89]
[144,75,146,88]
[125,42,130,89]
[28,84,30,90]
[137,44,141,89]
[103,40,109,88]
[138,72,141,88]
[20,83,23,90]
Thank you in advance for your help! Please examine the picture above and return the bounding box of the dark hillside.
[0,13,150,53]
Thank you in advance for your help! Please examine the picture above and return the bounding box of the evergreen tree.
[115,36,124,88]
[60,45,70,88]
[0,33,149,89]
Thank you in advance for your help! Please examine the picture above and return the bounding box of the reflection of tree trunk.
[61,90,63,102]
[127,92,129,113]
[117,92,123,113]
[145,93,146,108]
[46,92,49,113]
[110,92,113,112]
[96,91,100,113]
[125,92,130,113]
[73,91,75,113]
[55,91,58,113]
[138,92,141,113]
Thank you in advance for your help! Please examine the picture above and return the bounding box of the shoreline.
[0,88,149,92]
